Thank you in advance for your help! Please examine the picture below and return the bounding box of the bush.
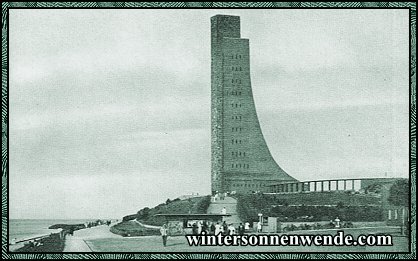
[122,214,137,222]
[194,195,211,213]
[236,193,384,223]
[133,195,211,226]
[110,221,160,237]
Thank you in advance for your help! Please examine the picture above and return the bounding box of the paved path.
[63,225,120,252]
[62,222,407,252]
[85,230,408,252]
[64,235,92,252]
[207,196,242,225]
[132,220,161,229]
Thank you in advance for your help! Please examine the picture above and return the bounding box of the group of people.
[191,221,241,236]
[212,190,237,202]
[212,192,227,202]
[189,220,254,236]
[159,220,254,247]
[84,219,112,229]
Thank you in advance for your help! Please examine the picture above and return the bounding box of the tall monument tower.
[211,15,297,194]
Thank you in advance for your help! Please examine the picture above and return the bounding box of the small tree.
[387,179,409,235]
[388,179,409,207]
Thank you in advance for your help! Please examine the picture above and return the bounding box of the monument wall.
[211,15,297,194]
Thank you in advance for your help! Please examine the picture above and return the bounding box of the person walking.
[222,221,228,235]
[244,222,250,231]
[215,222,221,235]
[257,221,262,233]
[192,223,198,235]
[238,223,245,235]
[160,224,169,247]
[228,224,236,235]
[211,223,216,235]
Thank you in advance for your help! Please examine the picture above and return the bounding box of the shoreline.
[10,220,113,252]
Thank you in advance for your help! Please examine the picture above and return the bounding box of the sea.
[8,219,99,244]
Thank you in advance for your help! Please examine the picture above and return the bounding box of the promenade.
[64,225,121,252]
[62,223,408,252]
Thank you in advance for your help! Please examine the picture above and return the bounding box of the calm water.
[9,219,98,243]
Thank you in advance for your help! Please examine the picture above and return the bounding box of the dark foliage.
[387,179,409,207]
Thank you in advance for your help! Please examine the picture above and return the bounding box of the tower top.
[211,14,240,19]
[211,15,241,39]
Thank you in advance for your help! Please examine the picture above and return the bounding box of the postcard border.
[1,1,416,259]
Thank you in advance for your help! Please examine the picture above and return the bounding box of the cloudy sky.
[9,9,409,219]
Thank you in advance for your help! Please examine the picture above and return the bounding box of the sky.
[9,9,409,219]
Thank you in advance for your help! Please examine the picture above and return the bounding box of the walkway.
[206,196,241,226]
[63,225,120,252]
[132,219,161,229]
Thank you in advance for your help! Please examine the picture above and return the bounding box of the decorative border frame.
[1,2,416,259]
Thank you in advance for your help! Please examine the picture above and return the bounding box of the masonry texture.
[211,15,297,194]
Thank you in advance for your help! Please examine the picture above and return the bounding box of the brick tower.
[211,15,297,194]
